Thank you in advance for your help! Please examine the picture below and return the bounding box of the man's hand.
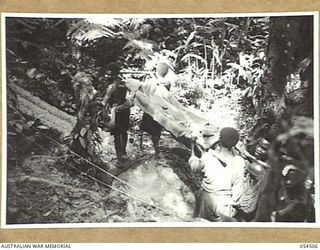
[114,99,133,112]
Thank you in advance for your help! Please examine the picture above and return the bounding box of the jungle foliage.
[6,15,314,164]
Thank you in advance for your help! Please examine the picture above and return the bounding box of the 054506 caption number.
[300,244,319,248]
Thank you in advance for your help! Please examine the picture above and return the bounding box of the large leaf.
[184,31,196,48]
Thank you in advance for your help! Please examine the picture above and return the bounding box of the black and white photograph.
[2,12,319,227]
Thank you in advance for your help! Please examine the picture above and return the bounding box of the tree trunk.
[255,16,314,222]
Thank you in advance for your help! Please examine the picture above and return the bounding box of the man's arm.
[276,199,300,217]
[101,83,116,107]
[188,138,204,172]
[115,98,134,112]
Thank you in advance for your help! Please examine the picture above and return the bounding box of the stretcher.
[124,78,270,169]
[124,78,220,148]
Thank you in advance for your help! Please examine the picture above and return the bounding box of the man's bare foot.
[117,155,131,168]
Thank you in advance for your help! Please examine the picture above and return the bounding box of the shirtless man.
[101,62,132,165]
[141,62,172,156]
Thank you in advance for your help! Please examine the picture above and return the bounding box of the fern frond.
[67,19,119,43]
[67,18,148,44]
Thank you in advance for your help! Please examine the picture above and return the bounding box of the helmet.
[219,127,240,148]
[156,62,169,78]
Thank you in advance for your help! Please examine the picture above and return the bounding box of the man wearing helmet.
[188,127,245,222]
[141,62,173,157]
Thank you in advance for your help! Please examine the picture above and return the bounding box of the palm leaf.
[184,31,196,47]
[67,19,119,43]
[67,18,147,44]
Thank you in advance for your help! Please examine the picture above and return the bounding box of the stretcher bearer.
[141,62,173,156]
[101,62,132,166]
[189,127,245,221]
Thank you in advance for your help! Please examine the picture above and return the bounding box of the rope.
[37,127,139,191]
[10,105,137,191]
[11,127,193,222]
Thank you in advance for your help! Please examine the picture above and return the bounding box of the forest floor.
[6,82,253,224]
